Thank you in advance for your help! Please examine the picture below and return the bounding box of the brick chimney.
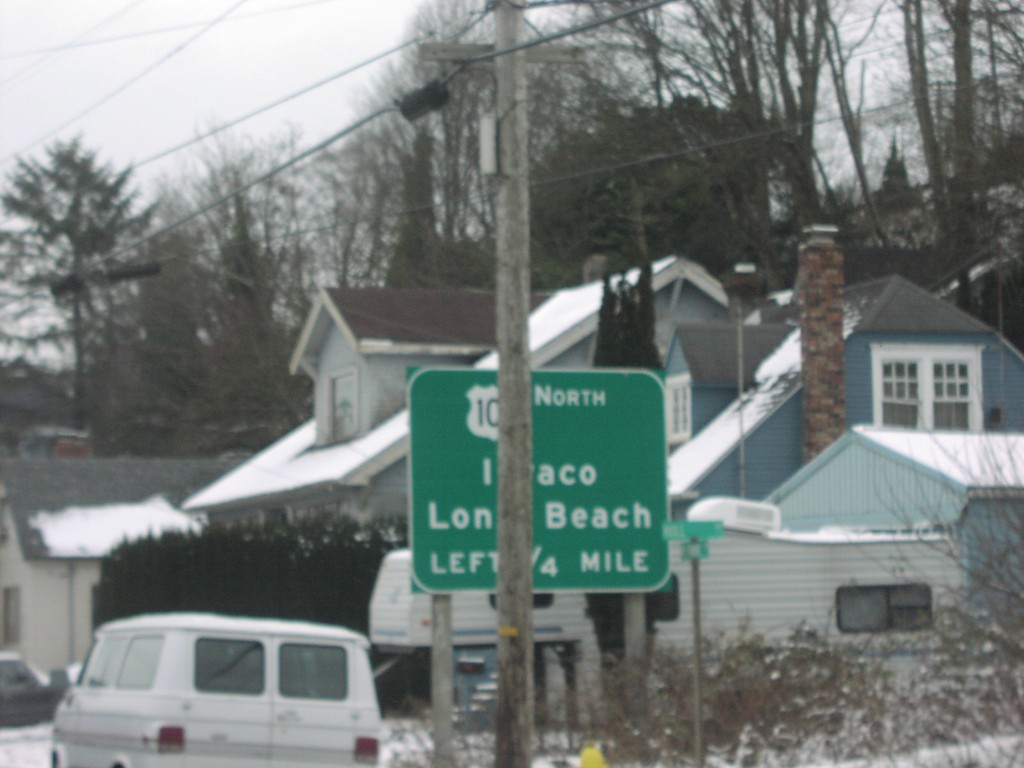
[797,225,845,463]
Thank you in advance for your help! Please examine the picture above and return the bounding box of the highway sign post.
[408,368,669,593]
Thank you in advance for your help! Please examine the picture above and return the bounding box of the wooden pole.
[431,594,454,768]
[494,2,533,768]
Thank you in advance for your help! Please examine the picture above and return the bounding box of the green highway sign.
[408,368,669,593]
[662,520,725,541]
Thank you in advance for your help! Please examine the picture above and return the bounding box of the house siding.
[769,438,967,530]
[0,516,99,672]
[688,392,803,503]
[691,385,736,435]
[981,339,1024,430]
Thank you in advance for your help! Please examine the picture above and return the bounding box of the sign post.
[663,519,724,768]
[408,368,670,593]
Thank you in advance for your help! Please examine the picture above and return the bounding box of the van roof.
[96,612,368,645]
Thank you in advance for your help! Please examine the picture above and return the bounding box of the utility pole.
[493,1,534,767]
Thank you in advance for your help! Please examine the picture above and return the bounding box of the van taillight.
[157,726,185,753]
[355,736,378,763]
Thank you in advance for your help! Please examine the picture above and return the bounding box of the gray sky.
[0,0,427,191]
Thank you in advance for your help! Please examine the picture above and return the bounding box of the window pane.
[118,636,164,690]
[83,636,129,688]
[934,402,968,429]
[933,361,970,430]
[279,644,347,700]
[331,372,357,442]
[837,587,888,632]
[890,585,932,631]
[2,587,20,645]
[883,402,918,428]
[195,638,265,694]
[837,585,932,633]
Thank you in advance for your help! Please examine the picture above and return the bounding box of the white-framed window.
[330,369,358,442]
[665,374,692,445]
[871,344,982,430]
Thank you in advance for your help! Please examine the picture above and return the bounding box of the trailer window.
[836,584,932,633]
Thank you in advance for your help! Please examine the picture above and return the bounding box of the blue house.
[667,227,1024,512]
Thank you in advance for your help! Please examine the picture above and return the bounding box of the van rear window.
[195,638,265,694]
[279,643,347,700]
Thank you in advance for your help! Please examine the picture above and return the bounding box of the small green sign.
[662,520,725,541]
[408,368,669,593]
[680,540,709,560]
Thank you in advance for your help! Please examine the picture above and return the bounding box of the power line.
[131,36,422,171]
[0,0,152,95]
[0,0,254,168]
[0,0,344,62]
[97,105,398,270]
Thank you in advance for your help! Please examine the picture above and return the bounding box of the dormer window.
[871,344,981,431]
[666,374,692,445]
[330,369,358,442]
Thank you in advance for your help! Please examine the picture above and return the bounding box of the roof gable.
[290,286,550,376]
[845,275,991,335]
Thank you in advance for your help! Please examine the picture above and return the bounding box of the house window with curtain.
[330,369,358,442]
[665,374,691,445]
[872,345,981,431]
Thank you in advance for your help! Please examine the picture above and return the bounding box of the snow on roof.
[187,257,698,512]
[96,612,368,643]
[668,328,801,496]
[184,410,409,511]
[854,426,1024,488]
[30,495,199,558]
[767,526,950,544]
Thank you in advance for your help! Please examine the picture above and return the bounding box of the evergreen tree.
[0,138,152,434]
[586,258,661,660]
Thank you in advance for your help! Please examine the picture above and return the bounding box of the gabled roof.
[851,426,1024,490]
[289,286,550,375]
[844,275,991,334]
[0,458,235,560]
[761,274,991,336]
[187,256,727,514]
[674,324,792,384]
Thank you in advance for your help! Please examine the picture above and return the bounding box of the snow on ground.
[3,722,1021,768]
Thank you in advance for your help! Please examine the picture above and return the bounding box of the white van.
[52,613,382,768]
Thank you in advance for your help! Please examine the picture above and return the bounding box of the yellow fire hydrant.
[579,740,608,768]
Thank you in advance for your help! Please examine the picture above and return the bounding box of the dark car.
[0,653,67,727]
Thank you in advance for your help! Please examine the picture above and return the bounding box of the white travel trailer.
[369,549,593,651]
[654,498,963,649]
